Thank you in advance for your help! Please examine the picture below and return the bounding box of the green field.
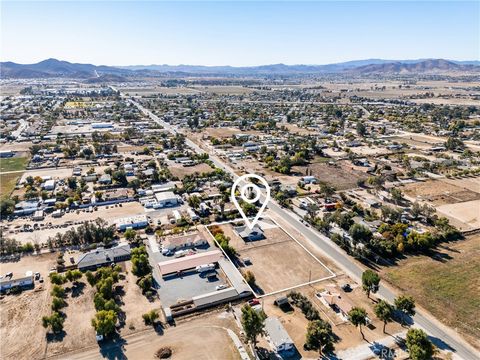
[384,236,480,348]
[0,157,29,172]
[0,172,22,198]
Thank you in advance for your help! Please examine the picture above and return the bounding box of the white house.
[42,179,56,191]
[155,191,180,208]
[265,317,294,353]
[115,215,148,231]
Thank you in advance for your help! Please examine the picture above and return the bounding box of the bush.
[142,309,159,325]
[155,347,173,359]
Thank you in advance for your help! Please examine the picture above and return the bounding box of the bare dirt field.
[215,218,333,295]
[0,253,56,360]
[437,199,480,230]
[191,85,256,95]
[402,179,480,206]
[119,261,163,336]
[295,159,366,190]
[197,126,263,139]
[48,310,242,360]
[383,235,480,349]
[169,162,214,179]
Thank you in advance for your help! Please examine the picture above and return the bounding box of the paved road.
[129,97,478,360]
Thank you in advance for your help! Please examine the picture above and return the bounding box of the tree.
[42,312,64,333]
[243,270,256,287]
[124,228,137,241]
[361,270,380,299]
[394,295,416,325]
[142,309,159,326]
[349,224,372,243]
[92,310,118,337]
[241,304,266,347]
[406,328,434,360]
[51,296,67,311]
[85,271,97,286]
[390,188,403,203]
[374,300,394,333]
[65,269,82,284]
[357,121,367,137]
[51,284,65,298]
[138,274,153,293]
[305,319,335,356]
[348,307,368,340]
[49,272,66,285]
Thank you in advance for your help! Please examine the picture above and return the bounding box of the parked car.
[248,299,260,306]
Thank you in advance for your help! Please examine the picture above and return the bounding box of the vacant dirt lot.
[402,179,480,206]
[169,162,214,179]
[49,310,242,360]
[0,253,56,360]
[295,159,366,190]
[383,235,480,349]
[119,261,163,336]
[215,219,332,295]
[437,199,480,231]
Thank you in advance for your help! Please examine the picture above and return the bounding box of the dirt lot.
[119,261,163,336]
[0,253,56,360]
[402,178,480,206]
[294,159,367,190]
[215,218,333,295]
[48,310,242,360]
[383,235,480,349]
[437,199,480,230]
[169,162,214,179]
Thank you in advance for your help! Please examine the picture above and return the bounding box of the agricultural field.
[0,156,29,172]
[0,172,22,198]
[383,234,480,349]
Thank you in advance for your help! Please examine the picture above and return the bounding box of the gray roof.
[265,317,294,349]
[77,244,131,269]
[234,225,264,239]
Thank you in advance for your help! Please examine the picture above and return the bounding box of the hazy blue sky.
[1,1,479,66]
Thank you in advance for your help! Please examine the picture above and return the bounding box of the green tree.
[361,269,380,299]
[349,224,372,243]
[142,309,159,326]
[51,297,67,311]
[394,295,416,325]
[406,328,434,360]
[304,319,335,356]
[124,228,137,241]
[241,304,266,347]
[348,307,368,340]
[92,310,118,337]
[42,312,64,333]
[243,270,256,287]
[374,300,394,333]
[51,284,65,298]
[49,273,66,285]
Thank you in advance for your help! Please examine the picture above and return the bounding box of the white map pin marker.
[231,174,270,229]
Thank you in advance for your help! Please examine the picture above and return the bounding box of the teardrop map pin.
[231,174,271,229]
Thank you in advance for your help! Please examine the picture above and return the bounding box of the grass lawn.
[383,235,480,348]
[0,173,22,198]
[0,157,28,172]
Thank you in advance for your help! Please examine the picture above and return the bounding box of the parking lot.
[157,268,229,307]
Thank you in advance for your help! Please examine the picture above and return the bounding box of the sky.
[1,1,479,66]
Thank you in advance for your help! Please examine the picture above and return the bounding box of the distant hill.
[347,59,480,74]
[0,58,130,79]
[1,58,479,79]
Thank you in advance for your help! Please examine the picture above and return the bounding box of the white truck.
[195,263,215,273]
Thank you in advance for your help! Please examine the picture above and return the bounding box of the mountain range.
[1,58,479,79]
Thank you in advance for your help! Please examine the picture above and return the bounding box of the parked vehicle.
[195,263,215,273]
